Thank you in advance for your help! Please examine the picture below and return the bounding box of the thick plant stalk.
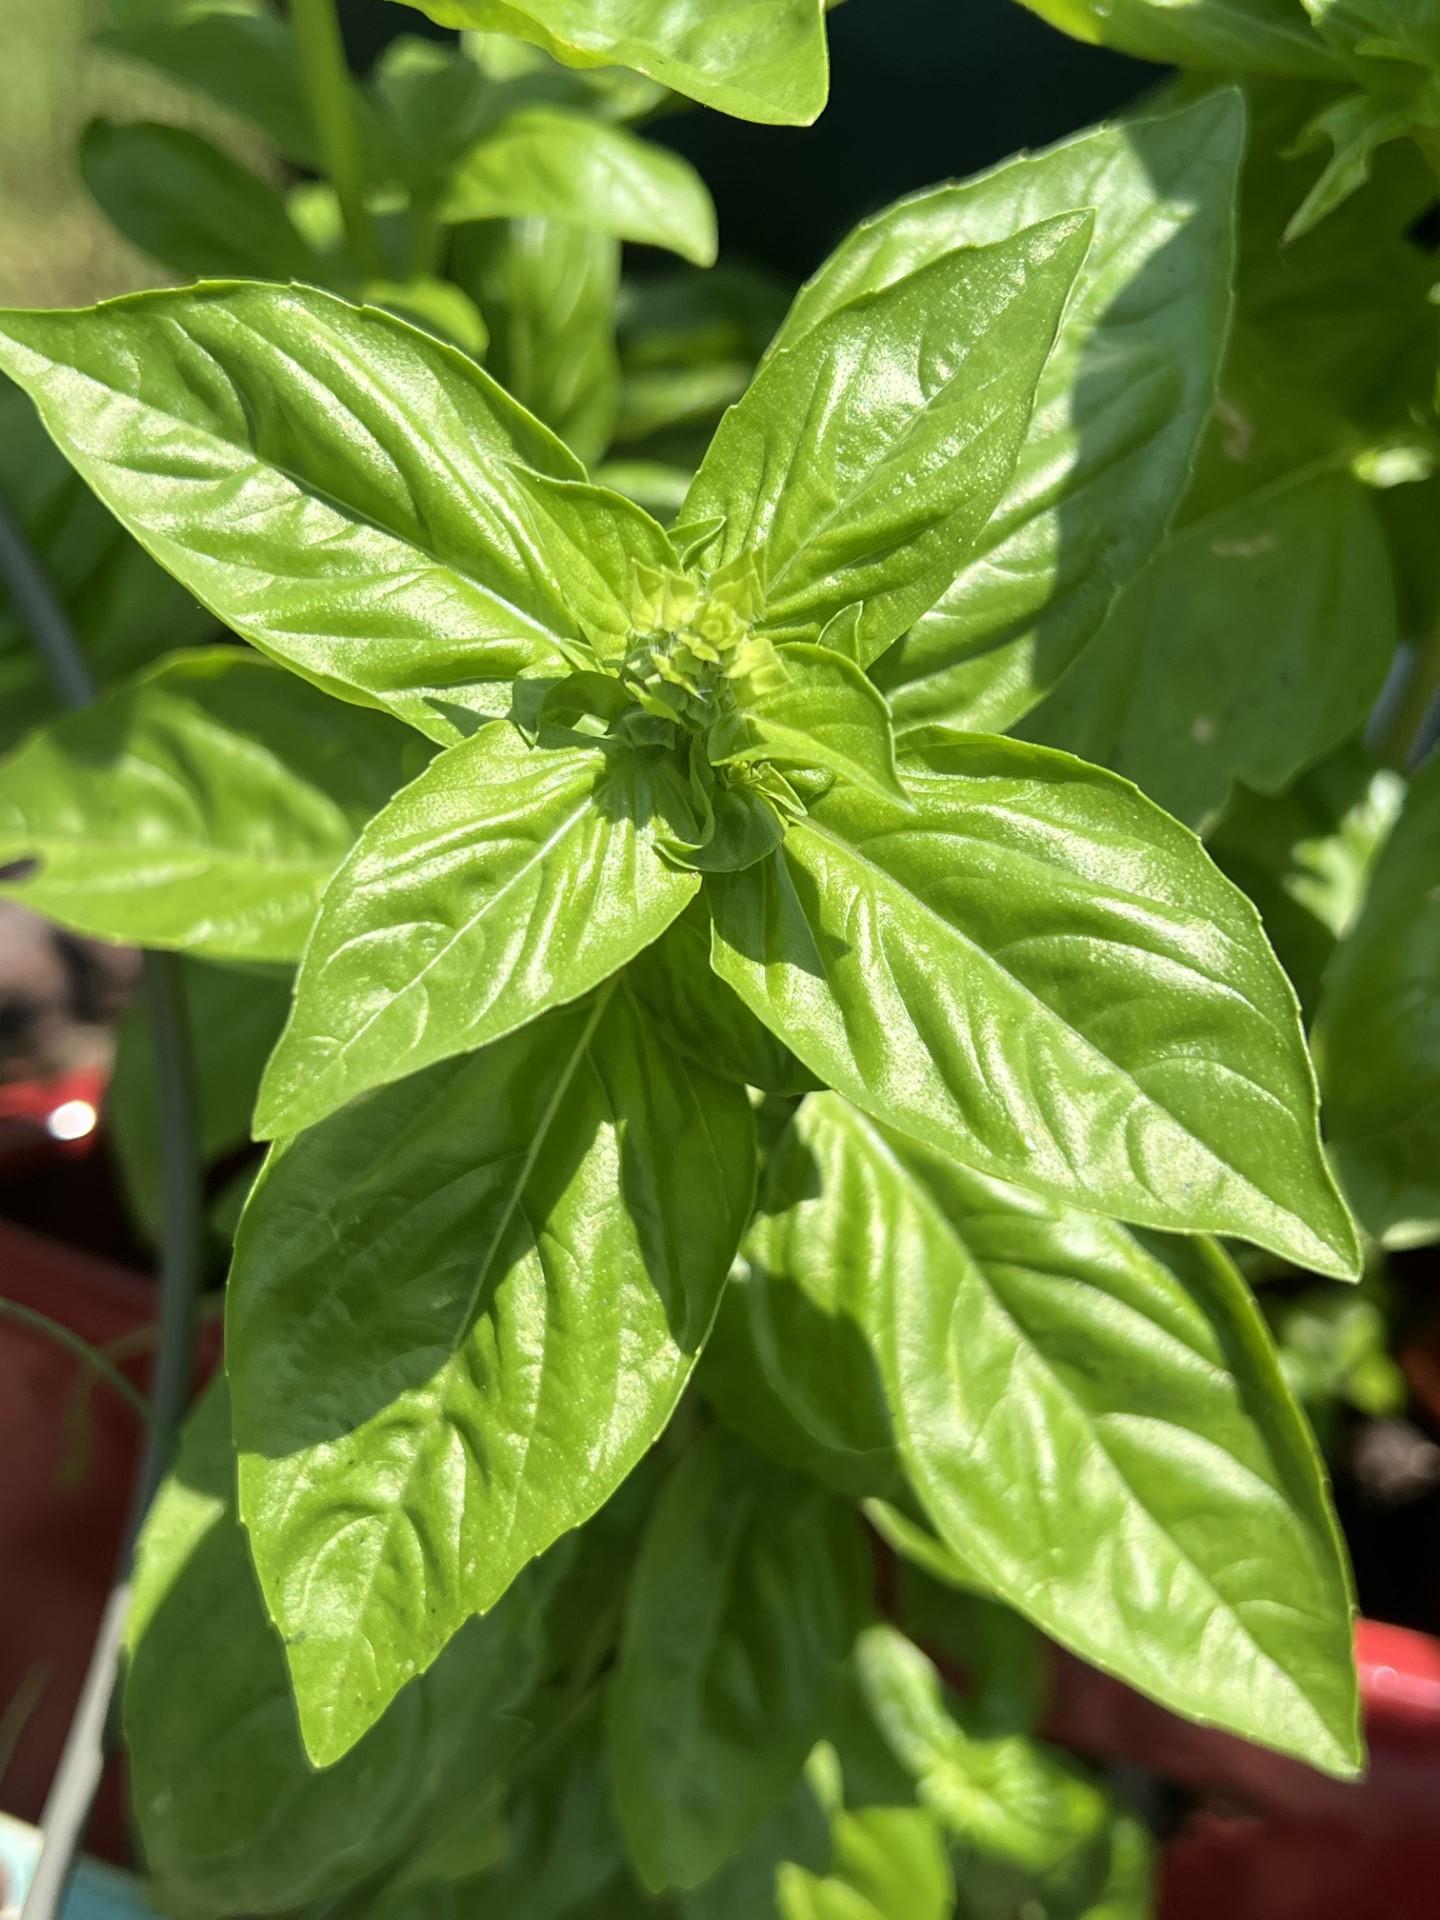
[292,0,383,279]
[0,498,204,1920]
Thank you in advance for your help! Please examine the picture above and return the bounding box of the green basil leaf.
[1283,89,1420,239]
[230,985,755,1764]
[710,642,904,805]
[777,96,1244,734]
[701,1109,906,1500]
[852,1625,1152,1914]
[778,1806,955,1920]
[1315,756,1440,1249]
[441,107,717,266]
[0,380,212,750]
[1209,748,1404,1019]
[776,1094,1359,1774]
[454,217,621,465]
[361,274,490,355]
[124,1382,551,1918]
[254,723,699,1138]
[609,1430,867,1891]
[1022,468,1397,829]
[627,896,819,1094]
[684,214,1093,669]
[708,732,1360,1276]
[79,119,320,281]
[97,6,346,170]
[681,1771,833,1920]
[392,0,832,127]
[0,650,419,961]
[108,959,291,1246]
[0,284,626,744]
[1016,0,1342,77]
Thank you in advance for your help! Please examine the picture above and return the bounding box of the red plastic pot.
[1047,1620,1440,1919]
[0,1220,219,1862]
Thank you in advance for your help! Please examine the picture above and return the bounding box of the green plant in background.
[0,0,1438,1915]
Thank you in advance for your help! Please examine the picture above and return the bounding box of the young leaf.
[684,214,1094,670]
[254,722,700,1138]
[609,1431,867,1892]
[454,217,621,466]
[124,1383,551,1919]
[778,1806,955,1920]
[1315,757,1440,1249]
[393,0,833,127]
[0,650,420,962]
[708,732,1360,1276]
[853,1626,1149,1911]
[230,986,755,1765]
[1022,467,1396,829]
[1016,0,1342,77]
[80,119,321,281]
[441,108,718,266]
[711,642,906,805]
[776,95,1245,734]
[766,1095,1362,1776]
[0,284,651,744]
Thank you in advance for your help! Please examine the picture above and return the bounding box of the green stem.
[291,0,382,280]
[0,1299,153,1426]
[1379,622,1440,770]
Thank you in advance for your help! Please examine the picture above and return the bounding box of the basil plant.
[7,0,1432,1912]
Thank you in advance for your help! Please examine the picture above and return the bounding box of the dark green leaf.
[0,284,650,744]
[393,0,833,126]
[609,1430,867,1891]
[709,732,1360,1275]
[108,959,290,1246]
[254,722,699,1138]
[124,1382,551,1918]
[0,650,420,960]
[1022,467,1397,828]
[79,119,319,281]
[230,985,755,1763]
[1315,756,1440,1248]
[777,96,1244,733]
[441,108,718,265]
[685,215,1093,669]
[627,896,818,1093]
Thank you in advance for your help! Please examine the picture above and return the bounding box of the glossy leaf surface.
[714,643,905,804]
[1316,758,1440,1248]
[395,0,832,126]
[709,733,1359,1275]
[0,284,641,744]
[610,1432,866,1891]
[230,988,755,1764]
[441,108,717,265]
[0,651,418,961]
[777,96,1244,733]
[686,216,1092,669]
[125,1384,550,1918]
[255,723,697,1138]
[1016,0,1341,76]
[765,1096,1360,1774]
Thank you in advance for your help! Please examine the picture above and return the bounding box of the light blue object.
[0,1815,157,1918]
